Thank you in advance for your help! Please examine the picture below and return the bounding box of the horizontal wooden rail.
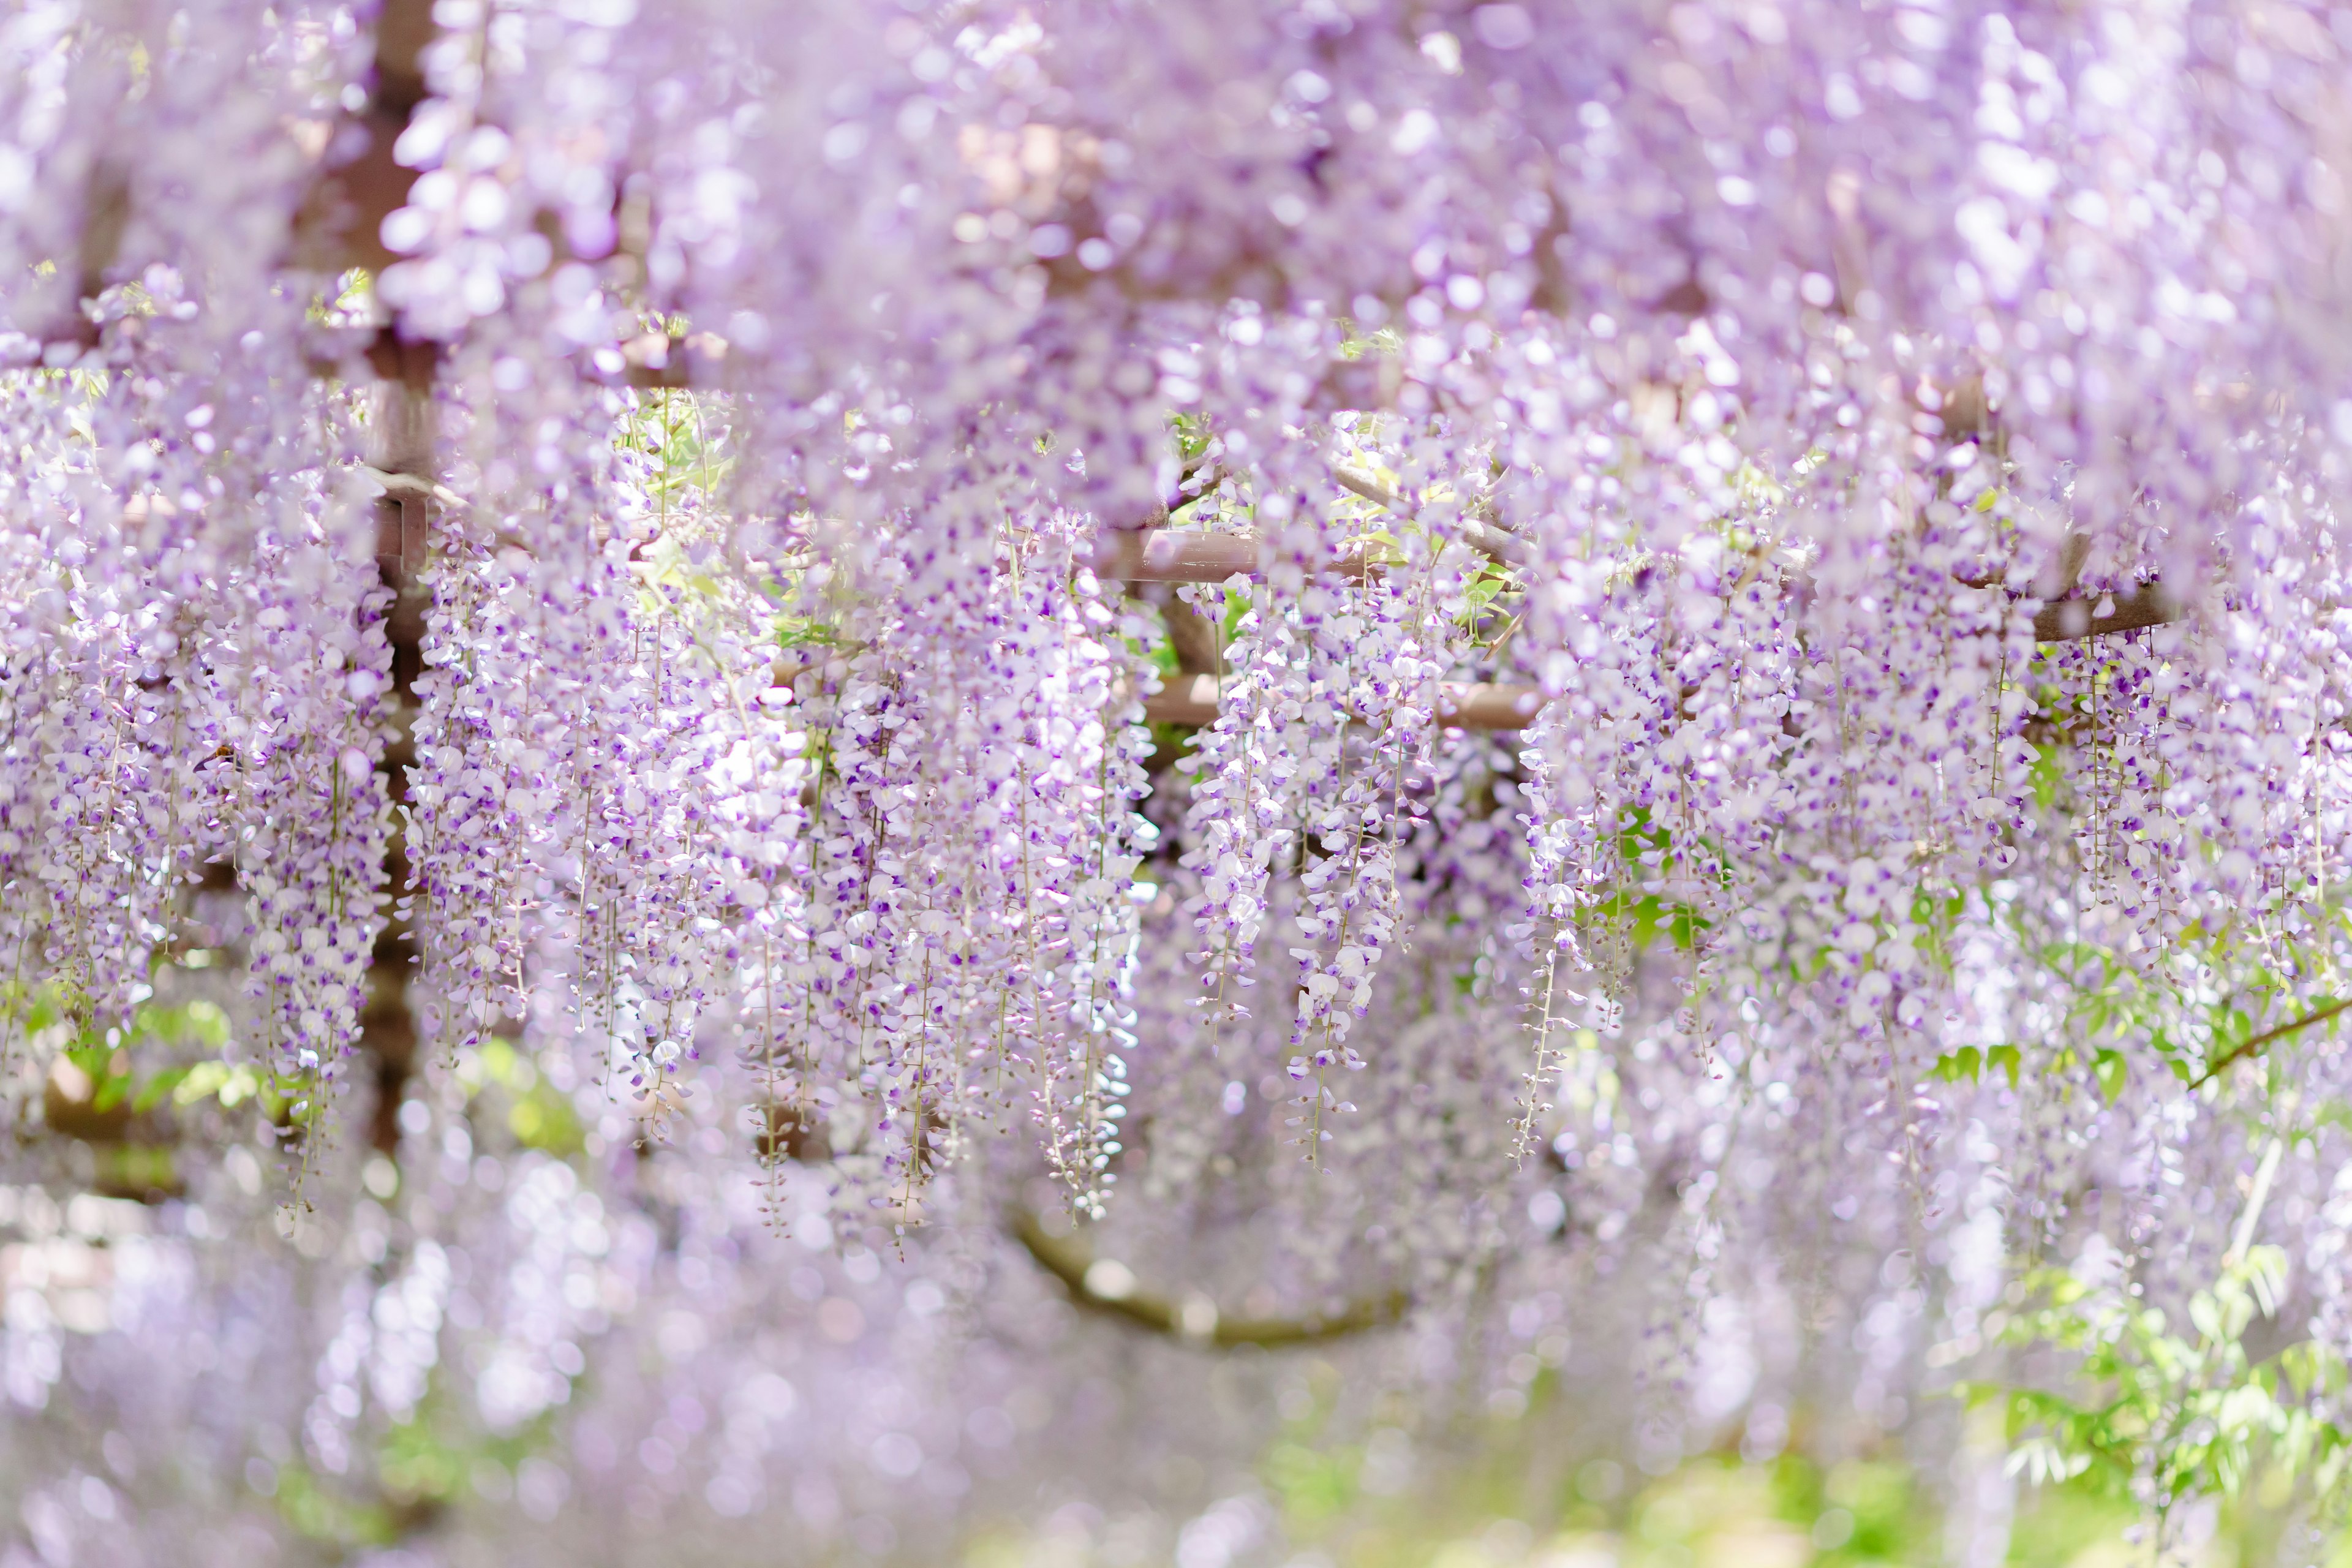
[2027,583,2182,641]
[1101,529,2186,647]
[1143,675,1543,731]
[1092,530,1272,582]
[1331,465,1531,567]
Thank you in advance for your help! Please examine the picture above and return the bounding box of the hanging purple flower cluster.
[0,290,390,1136]
[8,0,2352,1558]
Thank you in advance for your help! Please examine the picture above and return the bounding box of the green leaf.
[131,1066,191,1114]
[2007,1436,2092,1485]
[2217,1382,2277,1439]
[2242,1245,2288,1317]
[2092,1049,2126,1100]
[774,615,839,649]
[1931,1047,1983,1084]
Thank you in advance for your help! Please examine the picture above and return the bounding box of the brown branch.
[1332,466,1531,568]
[1091,530,1271,583]
[1088,524,1515,586]
[1159,597,1225,677]
[1091,456,1528,587]
[2029,583,2184,642]
[1142,674,1542,731]
[1951,530,2187,643]
[1012,1212,1407,1348]
[287,0,438,274]
[357,373,437,1156]
[1093,522,2176,650]
[1433,683,1545,728]
[1136,674,1216,726]
[2190,995,2352,1090]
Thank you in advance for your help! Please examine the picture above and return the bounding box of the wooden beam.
[1091,531,1268,582]
[353,276,440,1156]
[1144,674,1542,731]
[2030,583,2183,641]
[287,0,437,275]
[1331,465,1531,568]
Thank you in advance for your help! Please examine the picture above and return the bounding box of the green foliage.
[453,1037,585,1157]
[1928,1043,2022,1089]
[1952,881,2352,1099]
[309,267,373,326]
[1968,1244,2351,1526]
[1595,809,1714,956]
[1767,1455,1929,1565]
[1265,1438,1363,1529]
[1253,1422,1950,1568]
[118,997,233,1109]
[1171,410,1218,466]
[35,992,296,1126]
[774,612,840,649]
[630,529,726,607]
[163,1059,281,1113]
[270,1390,563,1550]
[1216,581,1251,647]
[617,386,739,613]
[4,977,83,1050]
[1458,566,1516,649]
[89,1143,179,1200]
[1144,720,1193,762]
[1144,626,1182,679]
[271,1463,403,1551]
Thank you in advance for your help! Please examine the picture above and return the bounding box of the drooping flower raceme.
[7,2,2352,1561]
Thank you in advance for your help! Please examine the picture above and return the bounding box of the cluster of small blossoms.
[986,557,1155,1208]
[218,490,393,1104]
[409,379,781,1109]
[0,311,385,1105]
[405,524,567,1057]
[552,448,752,1101]
[0,380,190,1031]
[1175,581,1306,1033]
[1106,718,1532,1313]
[1508,708,1610,1159]
[1282,556,1474,1152]
[0,534,183,1028]
[715,674,814,1194]
[756,500,1152,1218]
[778,635,947,1204]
